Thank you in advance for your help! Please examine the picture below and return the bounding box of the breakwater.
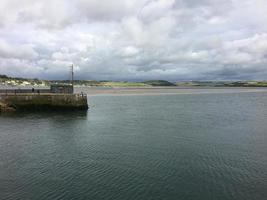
[0,93,88,111]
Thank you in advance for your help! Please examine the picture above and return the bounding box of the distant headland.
[1,74,267,87]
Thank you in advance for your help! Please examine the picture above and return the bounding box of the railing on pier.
[0,89,87,100]
[0,89,51,94]
[74,93,87,100]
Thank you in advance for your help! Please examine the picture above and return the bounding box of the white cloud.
[0,39,38,59]
[0,0,267,80]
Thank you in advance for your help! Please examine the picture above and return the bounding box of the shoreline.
[75,87,267,96]
[1,86,267,97]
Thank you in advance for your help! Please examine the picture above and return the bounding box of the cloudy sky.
[0,0,267,81]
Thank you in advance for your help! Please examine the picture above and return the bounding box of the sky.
[0,0,267,81]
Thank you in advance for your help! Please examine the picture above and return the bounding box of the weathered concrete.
[0,102,16,112]
[0,93,88,111]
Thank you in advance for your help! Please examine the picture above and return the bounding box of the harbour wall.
[0,93,88,111]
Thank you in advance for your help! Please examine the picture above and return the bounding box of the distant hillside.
[0,74,47,86]
[1,74,267,87]
[51,80,176,87]
[175,81,267,87]
[143,80,175,86]
[0,75,9,79]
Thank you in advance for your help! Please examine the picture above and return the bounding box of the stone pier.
[0,93,88,112]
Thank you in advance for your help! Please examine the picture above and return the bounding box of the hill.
[143,80,175,86]
[1,74,267,87]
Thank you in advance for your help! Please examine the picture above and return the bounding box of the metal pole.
[71,64,74,87]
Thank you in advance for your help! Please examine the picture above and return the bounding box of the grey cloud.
[0,39,38,59]
[74,0,145,21]
[0,0,267,80]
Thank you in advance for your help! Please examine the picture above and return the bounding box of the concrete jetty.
[0,86,88,112]
[0,93,88,112]
[0,66,88,112]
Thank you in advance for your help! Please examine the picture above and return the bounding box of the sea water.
[0,90,266,200]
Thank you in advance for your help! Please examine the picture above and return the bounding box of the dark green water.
[1,92,267,200]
